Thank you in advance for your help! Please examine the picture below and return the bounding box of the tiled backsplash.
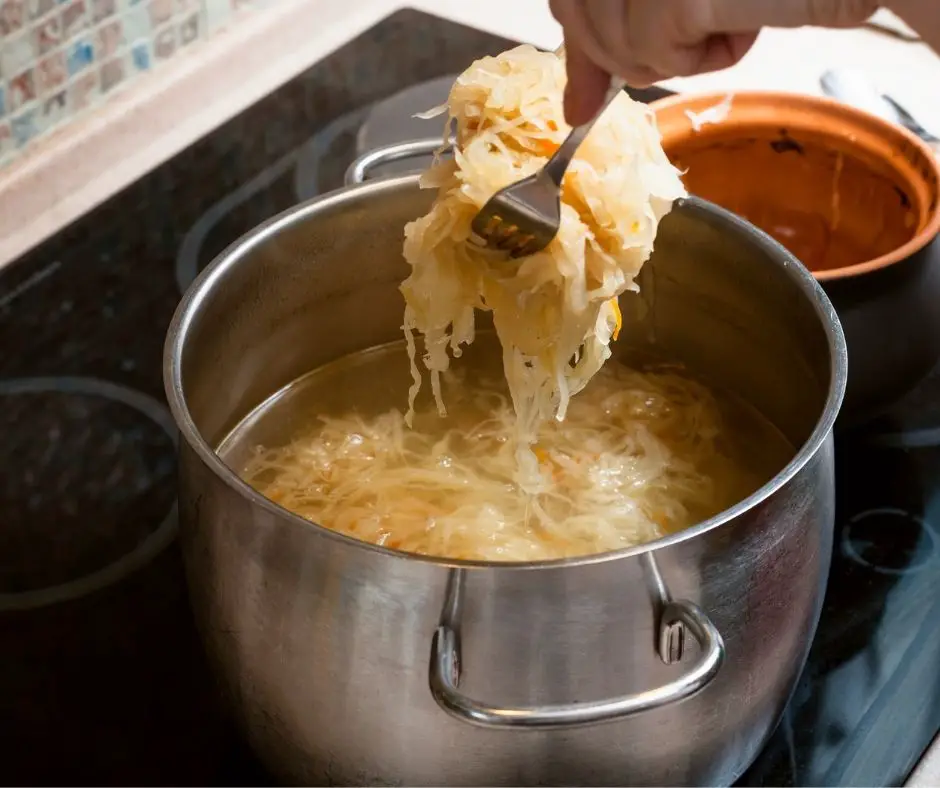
[0,0,265,168]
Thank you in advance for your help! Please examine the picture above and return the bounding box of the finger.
[726,31,760,62]
[698,0,879,33]
[615,63,666,88]
[613,2,717,83]
[582,0,636,75]
[890,0,940,53]
[609,0,630,63]
[692,31,759,74]
[551,0,671,90]
[550,0,629,77]
[563,39,614,125]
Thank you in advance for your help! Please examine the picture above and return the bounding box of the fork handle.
[544,76,627,187]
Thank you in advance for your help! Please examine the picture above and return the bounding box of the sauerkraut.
[233,341,787,562]
[401,45,686,490]
[221,46,785,565]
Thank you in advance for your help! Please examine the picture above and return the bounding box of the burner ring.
[0,376,178,612]
[869,426,940,449]
[841,506,939,576]
[175,106,371,299]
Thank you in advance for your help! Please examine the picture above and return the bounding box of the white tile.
[0,30,38,76]
[201,0,229,35]
[120,0,148,38]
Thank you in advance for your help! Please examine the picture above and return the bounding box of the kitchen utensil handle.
[429,599,724,730]
[543,75,626,187]
[344,138,451,186]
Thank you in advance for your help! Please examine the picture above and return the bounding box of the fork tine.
[466,62,626,261]
[495,234,519,252]
[512,239,541,258]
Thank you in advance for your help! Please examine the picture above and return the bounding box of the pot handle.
[429,599,724,730]
[344,138,451,186]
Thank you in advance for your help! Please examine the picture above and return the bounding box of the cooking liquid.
[219,336,795,561]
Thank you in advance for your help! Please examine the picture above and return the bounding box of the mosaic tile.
[27,0,55,20]
[0,120,12,160]
[177,9,197,47]
[0,0,261,169]
[0,0,26,35]
[35,14,62,54]
[202,0,229,34]
[8,69,37,112]
[148,0,170,26]
[0,124,14,168]
[59,0,87,37]
[129,38,151,71]
[67,68,98,110]
[91,0,114,22]
[152,23,175,60]
[10,104,39,147]
[99,52,125,92]
[121,1,148,38]
[95,17,123,57]
[66,37,94,76]
[38,86,68,129]
[1,30,39,76]
[36,51,68,94]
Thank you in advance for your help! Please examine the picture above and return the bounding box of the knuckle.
[805,0,879,26]
[672,0,717,38]
[549,0,579,26]
[632,1,706,77]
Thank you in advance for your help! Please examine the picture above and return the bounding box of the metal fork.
[469,68,627,258]
[881,94,940,144]
[820,68,940,147]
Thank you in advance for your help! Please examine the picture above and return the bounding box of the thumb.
[563,40,614,126]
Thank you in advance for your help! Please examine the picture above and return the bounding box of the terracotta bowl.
[651,91,940,424]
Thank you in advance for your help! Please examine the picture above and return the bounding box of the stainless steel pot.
[164,149,847,786]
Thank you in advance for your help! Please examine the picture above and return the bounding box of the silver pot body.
[165,174,847,786]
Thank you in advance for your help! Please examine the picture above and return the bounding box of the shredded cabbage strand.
[241,355,776,562]
[400,45,686,491]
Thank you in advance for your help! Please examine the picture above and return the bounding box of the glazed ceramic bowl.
[651,91,940,424]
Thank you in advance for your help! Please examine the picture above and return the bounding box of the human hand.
[550,0,881,125]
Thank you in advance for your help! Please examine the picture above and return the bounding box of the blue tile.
[130,41,150,71]
[11,109,38,147]
[67,39,94,76]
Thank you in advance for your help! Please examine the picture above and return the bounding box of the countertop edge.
[907,732,940,787]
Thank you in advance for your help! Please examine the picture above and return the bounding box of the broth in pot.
[219,334,793,562]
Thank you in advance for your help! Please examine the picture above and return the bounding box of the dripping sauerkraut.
[400,45,686,490]
[222,46,785,564]
[232,342,788,562]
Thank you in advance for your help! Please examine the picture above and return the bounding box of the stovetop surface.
[2,8,939,786]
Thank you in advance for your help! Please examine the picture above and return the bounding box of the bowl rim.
[163,173,848,572]
[649,89,940,282]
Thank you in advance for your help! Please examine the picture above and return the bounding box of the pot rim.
[163,174,848,571]
[649,89,940,283]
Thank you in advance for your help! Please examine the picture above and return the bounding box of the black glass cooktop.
[2,8,939,786]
